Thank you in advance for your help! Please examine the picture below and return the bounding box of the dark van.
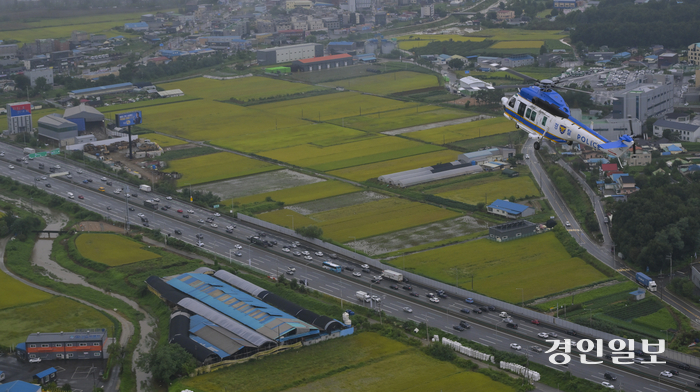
[506,322,518,329]
[604,372,616,381]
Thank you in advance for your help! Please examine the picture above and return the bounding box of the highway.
[0,141,697,392]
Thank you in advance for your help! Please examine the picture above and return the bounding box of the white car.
[153,198,160,202]
[77,169,83,174]
[66,174,72,179]
[293,252,302,257]
[101,177,107,181]
[304,255,313,260]
[429,297,440,303]
[301,251,310,256]
[290,243,297,248]
[537,332,549,338]
[403,307,413,313]
[187,209,194,214]
[8,165,14,169]
[315,251,324,257]
[0,152,3,156]
[41,176,47,180]
[234,251,242,257]
[166,196,173,200]
[371,295,381,302]
[226,225,235,230]
[198,219,205,223]
[29,357,41,363]
[137,213,145,218]
[361,264,369,269]
[565,221,571,227]
[601,382,614,389]
[54,165,61,169]
[510,343,522,350]
[282,247,290,252]
[660,371,673,378]
[352,272,361,277]
[234,244,242,249]
[549,332,558,338]
[214,212,221,217]
[210,223,218,228]
[113,190,120,194]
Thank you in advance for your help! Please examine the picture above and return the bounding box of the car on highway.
[210,223,218,228]
[106,181,112,186]
[510,343,521,350]
[234,244,242,249]
[54,165,60,169]
[8,165,14,169]
[87,179,93,182]
[315,251,324,257]
[0,152,3,156]
[453,325,465,332]
[344,266,354,271]
[566,330,577,336]
[106,206,111,210]
[410,292,420,297]
[370,278,380,283]
[548,332,558,338]
[601,382,614,389]
[187,210,194,214]
[182,214,189,218]
[41,176,47,180]
[214,212,220,217]
[152,198,160,202]
[464,298,474,304]
[478,306,488,312]
[225,228,233,233]
[177,209,183,213]
[83,179,89,183]
[293,252,301,256]
[77,169,83,174]
[429,297,440,303]
[78,195,84,200]
[66,174,72,179]
[459,321,470,329]
[371,295,381,302]
[137,213,145,218]
[129,207,135,211]
[565,221,571,227]
[472,308,482,314]
[352,272,361,277]
[196,233,204,239]
[390,284,399,290]
[403,307,413,313]
[669,369,679,375]
[530,346,542,353]
[361,264,369,269]
[101,177,107,181]
[234,251,242,257]
[660,371,673,378]
[35,177,41,181]
[45,183,51,188]
[537,332,549,338]
[487,305,496,311]
[198,219,205,223]
[166,196,173,200]
[304,255,313,261]
[362,268,371,273]
[29,358,41,363]
[531,319,540,325]
[402,285,412,291]
[460,308,471,314]
[174,230,182,235]
[226,225,235,230]
[282,247,290,252]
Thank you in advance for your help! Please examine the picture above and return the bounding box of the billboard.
[115,111,143,127]
[9,103,31,117]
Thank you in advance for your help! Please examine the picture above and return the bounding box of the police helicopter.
[500,78,637,164]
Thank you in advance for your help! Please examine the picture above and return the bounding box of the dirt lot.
[74,221,124,233]
[192,169,324,200]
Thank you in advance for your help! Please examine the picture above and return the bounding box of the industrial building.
[458,147,515,165]
[64,103,105,134]
[25,67,54,87]
[37,114,79,146]
[652,118,700,141]
[327,41,357,54]
[256,43,323,65]
[16,330,108,361]
[378,161,483,187]
[69,82,135,98]
[501,54,535,68]
[364,38,397,55]
[488,220,539,242]
[291,54,353,72]
[146,268,352,364]
[487,199,535,219]
[612,74,674,122]
[5,102,32,134]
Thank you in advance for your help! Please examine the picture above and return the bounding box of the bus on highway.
[322,261,342,273]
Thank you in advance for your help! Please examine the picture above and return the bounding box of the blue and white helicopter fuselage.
[501,84,633,158]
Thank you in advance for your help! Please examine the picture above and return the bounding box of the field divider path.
[381,114,492,136]
[0,235,135,392]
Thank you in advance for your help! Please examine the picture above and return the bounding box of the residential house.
[616,175,637,194]
[653,118,700,141]
[600,163,618,176]
[688,43,700,66]
[487,199,535,219]
[627,151,652,166]
[496,10,515,20]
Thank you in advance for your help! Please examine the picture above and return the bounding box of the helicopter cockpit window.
[541,116,548,126]
[517,103,526,116]
[508,97,516,108]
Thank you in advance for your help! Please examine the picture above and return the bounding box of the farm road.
[381,114,492,135]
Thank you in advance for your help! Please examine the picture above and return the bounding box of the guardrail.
[237,213,700,368]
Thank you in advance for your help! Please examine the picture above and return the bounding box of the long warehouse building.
[256,43,323,65]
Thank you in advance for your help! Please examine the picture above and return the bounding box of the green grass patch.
[406,117,515,144]
[322,71,442,95]
[170,332,513,392]
[327,107,472,133]
[158,146,218,161]
[0,268,52,310]
[259,197,461,241]
[605,298,662,320]
[158,76,326,102]
[328,150,460,182]
[230,180,360,206]
[633,307,677,331]
[166,151,281,186]
[534,281,638,311]
[469,29,567,41]
[387,232,607,303]
[423,167,540,205]
[260,136,442,172]
[0,296,114,347]
[75,233,161,267]
[449,130,527,152]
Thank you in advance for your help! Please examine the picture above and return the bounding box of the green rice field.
[230,180,360,206]
[387,232,607,303]
[327,107,471,133]
[75,233,161,266]
[328,150,460,181]
[158,76,326,102]
[406,117,514,144]
[323,71,441,95]
[432,175,541,205]
[167,151,281,186]
[0,269,52,310]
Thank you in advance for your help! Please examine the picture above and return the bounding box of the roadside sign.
[115,111,143,127]
[50,148,60,155]
[213,205,219,208]
[28,153,36,159]
[37,152,47,157]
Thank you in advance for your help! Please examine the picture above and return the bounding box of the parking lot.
[0,353,107,391]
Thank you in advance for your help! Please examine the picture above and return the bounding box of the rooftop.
[26,330,106,343]
[488,199,531,214]
[295,53,352,64]
[70,82,133,95]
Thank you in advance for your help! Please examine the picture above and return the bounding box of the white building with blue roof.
[487,199,535,219]
[69,82,134,98]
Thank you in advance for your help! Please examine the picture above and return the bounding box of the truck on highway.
[250,236,272,247]
[139,184,152,192]
[23,147,35,155]
[636,272,657,292]
[382,269,404,282]
[356,291,370,302]
[144,200,159,210]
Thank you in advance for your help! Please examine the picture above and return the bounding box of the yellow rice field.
[490,41,544,49]
[406,117,515,144]
[167,152,281,186]
[328,150,460,181]
[158,76,326,102]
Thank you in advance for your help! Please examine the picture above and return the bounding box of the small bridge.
[33,230,71,239]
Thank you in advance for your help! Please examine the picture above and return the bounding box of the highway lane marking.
[479,337,497,345]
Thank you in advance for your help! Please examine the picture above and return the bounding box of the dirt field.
[74,221,125,233]
[192,169,324,200]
